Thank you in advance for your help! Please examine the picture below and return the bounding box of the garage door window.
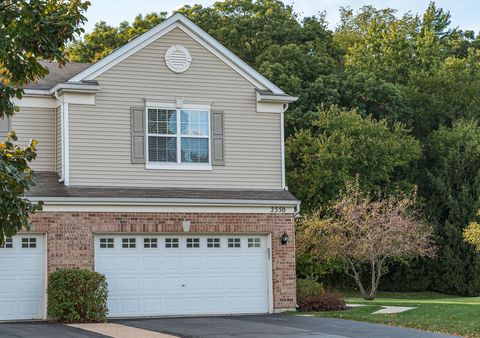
[248,238,261,248]
[228,238,241,248]
[0,238,13,248]
[186,238,200,248]
[100,238,114,248]
[122,238,136,248]
[144,238,158,248]
[207,238,220,248]
[165,238,179,248]
[22,238,36,248]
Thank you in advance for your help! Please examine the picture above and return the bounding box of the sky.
[82,0,480,34]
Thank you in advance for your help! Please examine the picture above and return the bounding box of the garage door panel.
[120,277,140,292]
[0,235,45,320]
[95,234,269,317]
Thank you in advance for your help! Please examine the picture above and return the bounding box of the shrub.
[298,293,346,312]
[297,278,325,303]
[48,269,108,322]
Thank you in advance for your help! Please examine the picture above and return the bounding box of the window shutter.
[131,107,146,164]
[211,110,225,166]
[0,117,10,138]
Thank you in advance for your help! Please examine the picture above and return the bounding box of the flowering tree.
[298,181,436,300]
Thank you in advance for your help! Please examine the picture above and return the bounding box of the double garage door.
[95,234,270,317]
[0,234,270,320]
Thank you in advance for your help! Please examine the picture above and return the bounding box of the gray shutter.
[131,107,146,164]
[0,117,10,138]
[211,110,225,166]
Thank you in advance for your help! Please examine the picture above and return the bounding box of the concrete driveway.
[115,314,460,338]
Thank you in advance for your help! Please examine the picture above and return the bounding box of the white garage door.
[0,235,45,320]
[95,234,270,317]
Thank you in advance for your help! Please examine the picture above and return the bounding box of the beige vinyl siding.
[69,27,282,189]
[55,106,62,176]
[12,107,55,172]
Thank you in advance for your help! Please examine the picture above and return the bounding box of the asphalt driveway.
[0,315,460,338]
[0,322,108,338]
[115,314,460,338]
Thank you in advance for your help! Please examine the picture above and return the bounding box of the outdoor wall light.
[182,221,191,232]
[281,232,289,245]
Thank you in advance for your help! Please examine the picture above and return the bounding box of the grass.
[299,291,480,337]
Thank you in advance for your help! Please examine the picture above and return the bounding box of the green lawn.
[300,291,480,337]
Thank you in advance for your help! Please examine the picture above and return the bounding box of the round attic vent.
[165,45,192,73]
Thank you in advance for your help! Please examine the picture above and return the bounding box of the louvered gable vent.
[165,45,192,73]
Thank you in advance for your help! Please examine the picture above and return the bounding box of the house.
[0,13,299,320]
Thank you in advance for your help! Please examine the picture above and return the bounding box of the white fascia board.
[13,95,57,108]
[67,13,286,95]
[22,83,101,97]
[257,92,298,103]
[28,196,300,207]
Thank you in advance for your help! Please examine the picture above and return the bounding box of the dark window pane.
[181,138,208,163]
[148,109,176,135]
[149,136,177,162]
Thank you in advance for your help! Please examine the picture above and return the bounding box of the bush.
[297,278,325,303]
[298,293,346,312]
[48,269,108,322]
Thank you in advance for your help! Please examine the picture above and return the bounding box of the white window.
[186,238,200,248]
[165,238,179,248]
[248,238,261,248]
[22,238,36,248]
[100,238,114,248]
[146,106,210,170]
[144,238,158,248]
[122,238,136,248]
[228,238,241,248]
[207,238,220,248]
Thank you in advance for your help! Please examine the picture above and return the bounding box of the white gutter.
[23,84,101,97]
[28,196,300,207]
[257,92,298,103]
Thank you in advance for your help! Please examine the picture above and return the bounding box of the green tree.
[422,120,480,295]
[65,12,167,63]
[0,0,90,244]
[286,106,421,211]
[67,0,342,135]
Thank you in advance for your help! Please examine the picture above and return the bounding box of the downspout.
[54,91,69,186]
[54,91,64,183]
[281,104,289,190]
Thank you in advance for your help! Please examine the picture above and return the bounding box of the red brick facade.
[30,211,296,311]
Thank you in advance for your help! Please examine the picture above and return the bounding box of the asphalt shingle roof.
[27,172,299,203]
[23,61,91,90]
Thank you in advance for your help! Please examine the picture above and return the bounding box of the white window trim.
[145,103,212,171]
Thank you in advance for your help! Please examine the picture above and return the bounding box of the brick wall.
[30,211,296,310]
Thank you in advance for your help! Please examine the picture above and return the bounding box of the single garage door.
[0,235,45,320]
[95,234,270,317]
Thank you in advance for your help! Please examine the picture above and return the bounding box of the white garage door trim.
[95,233,272,318]
[0,234,46,321]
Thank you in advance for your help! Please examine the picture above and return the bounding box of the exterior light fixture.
[281,232,289,245]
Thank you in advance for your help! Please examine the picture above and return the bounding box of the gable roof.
[68,13,289,97]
